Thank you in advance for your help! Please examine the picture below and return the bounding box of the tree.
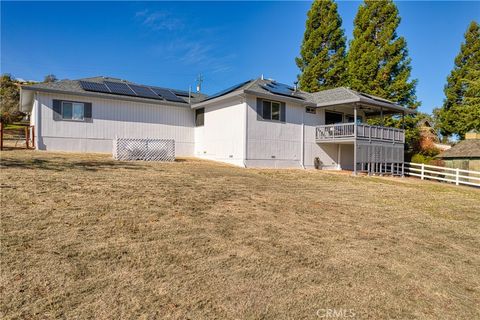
[296,0,347,92]
[435,21,480,139]
[43,74,58,83]
[0,74,21,124]
[347,0,418,108]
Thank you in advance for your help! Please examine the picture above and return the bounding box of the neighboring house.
[437,130,480,172]
[417,118,451,152]
[20,76,414,173]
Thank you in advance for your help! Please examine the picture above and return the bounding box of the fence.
[404,162,480,187]
[113,137,175,161]
[0,123,35,150]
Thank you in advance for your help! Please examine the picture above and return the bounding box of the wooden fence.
[0,123,35,150]
[404,162,480,187]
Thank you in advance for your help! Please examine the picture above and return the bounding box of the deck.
[315,123,405,144]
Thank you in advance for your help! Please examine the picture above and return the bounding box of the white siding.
[35,92,194,156]
[194,97,246,167]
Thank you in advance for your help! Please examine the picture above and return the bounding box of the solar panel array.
[204,80,252,101]
[79,80,187,103]
[261,81,304,100]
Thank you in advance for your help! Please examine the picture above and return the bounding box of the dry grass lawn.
[1,150,479,319]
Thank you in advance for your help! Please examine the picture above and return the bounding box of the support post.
[402,111,405,129]
[455,168,460,186]
[25,126,29,149]
[0,122,3,151]
[353,106,357,176]
[380,107,384,126]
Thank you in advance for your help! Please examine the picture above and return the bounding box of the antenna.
[196,74,203,93]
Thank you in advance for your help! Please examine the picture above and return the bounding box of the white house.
[20,76,414,174]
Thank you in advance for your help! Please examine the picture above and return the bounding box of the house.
[20,76,414,174]
[437,130,480,172]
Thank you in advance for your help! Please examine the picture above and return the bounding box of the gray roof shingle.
[437,139,480,158]
[22,76,207,105]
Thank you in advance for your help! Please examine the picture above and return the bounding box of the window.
[346,114,363,124]
[306,107,316,114]
[325,111,343,124]
[195,108,205,126]
[262,100,282,121]
[62,102,84,120]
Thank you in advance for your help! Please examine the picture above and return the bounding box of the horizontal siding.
[195,97,246,166]
[36,92,194,156]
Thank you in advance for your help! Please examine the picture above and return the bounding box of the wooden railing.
[405,162,480,187]
[315,123,405,143]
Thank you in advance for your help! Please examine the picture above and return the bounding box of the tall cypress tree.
[296,0,347,92]
[435,21,480,138]
[347,0,418,108]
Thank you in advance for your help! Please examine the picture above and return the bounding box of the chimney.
[261,74,264,80]
[293,81,298,92]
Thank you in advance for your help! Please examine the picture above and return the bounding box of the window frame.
[345,114,363,124]
[262,99,283,122]
[305,106,316,114]
[61,101,85,121]
[195,108,205,127]
[325,110,344,124]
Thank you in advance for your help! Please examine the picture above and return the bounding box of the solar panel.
[79,81,111,93]
[104,81,137,96]
[261,82,304,100]
[128,84,161,100]
[170,89,191,97]
[150,87,186,103]
[205,80,252,101]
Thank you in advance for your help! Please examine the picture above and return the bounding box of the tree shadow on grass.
[0,157,143,172]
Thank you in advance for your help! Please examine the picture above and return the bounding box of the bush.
[411,153,427,164]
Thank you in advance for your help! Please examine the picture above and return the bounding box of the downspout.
[353,104,358,176]
[243,95,248,168]
[34,92,40,150]
[301,106,305,169]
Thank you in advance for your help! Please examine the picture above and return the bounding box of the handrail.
[316,122,405,143]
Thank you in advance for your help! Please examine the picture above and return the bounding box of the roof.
[21,76,207,105]
[193,79,414,114]
[22,76,415,115]
[437,139,480,158]
[308,87,415,115]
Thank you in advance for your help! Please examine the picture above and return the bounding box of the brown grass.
[1,150,479,319]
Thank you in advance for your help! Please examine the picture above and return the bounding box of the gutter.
[21,87,190,109]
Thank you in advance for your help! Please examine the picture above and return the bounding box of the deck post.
[353,106,357,176]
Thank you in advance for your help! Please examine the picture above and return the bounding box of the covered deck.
[310,87,415,175]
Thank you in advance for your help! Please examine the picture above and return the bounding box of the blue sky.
[1,1,479,114]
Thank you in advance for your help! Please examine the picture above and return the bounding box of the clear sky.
[1,1,479,114]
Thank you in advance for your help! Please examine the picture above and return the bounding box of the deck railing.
[315,123,405,143]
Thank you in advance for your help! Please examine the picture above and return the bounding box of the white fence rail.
[113,138,175,161]
[405,162,480,187]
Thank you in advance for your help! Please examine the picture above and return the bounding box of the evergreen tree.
[296,0,347,92]
[435,21,480,139]
[347,0,418,108]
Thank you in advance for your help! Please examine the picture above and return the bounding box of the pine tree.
[436,21,480,139]
[347,0,418,108]
[296,0,347,92]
